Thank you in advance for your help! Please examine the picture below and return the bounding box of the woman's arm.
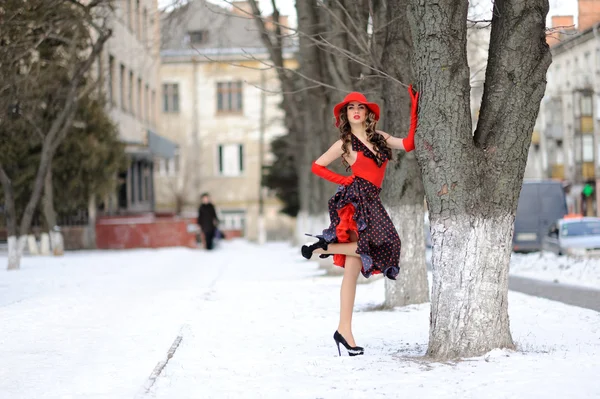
[312,140,354,185]
[379,85,419,152]
[314,139,344,166]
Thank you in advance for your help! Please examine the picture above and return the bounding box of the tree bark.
[1,164,21,270]
[375,0,429,307]
[408,0,551,359]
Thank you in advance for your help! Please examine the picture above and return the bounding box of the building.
[157,0,297,241]
[99,0,177,214]
[466,21,545,181]
[538,0,600,215]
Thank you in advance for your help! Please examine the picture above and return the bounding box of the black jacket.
[197,204,219,231]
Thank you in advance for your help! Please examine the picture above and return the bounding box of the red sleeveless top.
[350,134,388,188]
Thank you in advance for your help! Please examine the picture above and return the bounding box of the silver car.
[542,216,600,257]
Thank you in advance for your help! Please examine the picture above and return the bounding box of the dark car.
[513,180,568,252]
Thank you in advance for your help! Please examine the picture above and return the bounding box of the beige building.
[99,0,176,214]
[157,0,296,241]
[537,1,600,215]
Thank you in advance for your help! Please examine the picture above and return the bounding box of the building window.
[151,89,156,124]
[143,8,148,44]
[126,0,132,30]
[137,77,142,118]
[145,84,150,122]
[217,144,244,176]
[135,0,141,39]
[108,55,115,105]
[129,70,134,114]
[162,83,180,113]
[120,63,126,111]
[217,81,243,113]
[220,210,246,232]
[189,30,208,45]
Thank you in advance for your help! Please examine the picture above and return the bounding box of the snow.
[510,251,600,289]
[1,240,599,399]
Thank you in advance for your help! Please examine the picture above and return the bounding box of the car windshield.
[561,221,600,237]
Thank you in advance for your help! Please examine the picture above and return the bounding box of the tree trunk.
[0,165,20,269]
[408,0,551,359]
[428,214,515,358]
[376,0,429,307]
[7,236,27,271]
[43,166,57,230]
[384,202,428,307]
[87,194,97,249]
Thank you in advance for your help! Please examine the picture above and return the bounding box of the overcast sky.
[158,0,580,30]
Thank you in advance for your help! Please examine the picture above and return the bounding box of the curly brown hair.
[338,105,392,169]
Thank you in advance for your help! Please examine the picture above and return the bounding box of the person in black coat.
[197,193,219,250]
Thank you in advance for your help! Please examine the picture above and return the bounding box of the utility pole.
[258,70,267,244]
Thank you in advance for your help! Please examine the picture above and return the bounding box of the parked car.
[542,216,600,257]
[513,180,568,252]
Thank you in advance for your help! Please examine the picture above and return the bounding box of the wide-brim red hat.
[333,92,380,127]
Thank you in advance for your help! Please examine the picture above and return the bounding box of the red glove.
[402,85,419,152]
[312,162,354,186]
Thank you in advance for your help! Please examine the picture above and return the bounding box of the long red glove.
[312,162,354,186]
[402,85,419,152]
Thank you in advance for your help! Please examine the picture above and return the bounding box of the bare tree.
[408,0,551,359]
[370,0,429,307]
[0,0,112,270]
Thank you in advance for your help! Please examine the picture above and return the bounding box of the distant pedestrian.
[197,193,219,250]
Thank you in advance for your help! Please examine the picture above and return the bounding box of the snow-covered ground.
[510,251,600,290]
[425,248,600,290]
[1,240,599,399]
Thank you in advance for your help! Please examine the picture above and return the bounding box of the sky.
[158,0,579,28]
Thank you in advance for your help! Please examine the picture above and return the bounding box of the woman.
[301,86,419,356]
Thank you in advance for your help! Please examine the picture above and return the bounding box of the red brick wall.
[96,217,197,250]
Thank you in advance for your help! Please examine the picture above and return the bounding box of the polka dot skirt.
[320,136,401,280]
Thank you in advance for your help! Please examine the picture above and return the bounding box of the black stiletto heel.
[333,331,364,356]
[301,234,329,259]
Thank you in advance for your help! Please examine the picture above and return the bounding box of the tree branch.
[473,0,551,152]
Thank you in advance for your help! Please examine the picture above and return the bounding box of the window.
[162,83,180,112]
[582,94,593,116]
[220,210,246,232]
[189,30,208,45]
[108,55,115,105]
[120,64,126,111]
[137,77,142,118]
[126,0,132,30]
[217,81,243,113]
[145,84,150,122]
[135,0,140,39]
[128,70,134,114]
[218,144,244,176]
[583,135,594,162]
[151,89,156,124]
[143,8,148,43]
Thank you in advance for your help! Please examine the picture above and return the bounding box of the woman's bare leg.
[314,242,361,257]
[338,255,362,347]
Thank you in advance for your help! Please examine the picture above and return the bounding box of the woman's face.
[346,101,367,125]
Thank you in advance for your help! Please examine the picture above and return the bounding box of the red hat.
[333,92,380,127]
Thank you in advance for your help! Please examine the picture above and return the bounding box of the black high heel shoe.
[301,234,329,259]
[333,331,364,356]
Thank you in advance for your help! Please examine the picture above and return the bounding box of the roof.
[551,23,600,56]
[160,0,293,59]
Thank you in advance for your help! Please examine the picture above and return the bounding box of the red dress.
[321,134,401,279]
